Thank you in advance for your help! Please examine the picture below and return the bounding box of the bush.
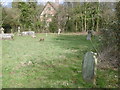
[49,17,58,33]
[49,22,58,33]
[98,2,120,68]
[65,19,75,32]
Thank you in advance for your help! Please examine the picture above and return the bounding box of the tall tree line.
[2,0,44,33]
[1,1,117,33]
[50,2,102,33]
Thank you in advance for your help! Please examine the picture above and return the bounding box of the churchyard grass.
[2,33,118,88]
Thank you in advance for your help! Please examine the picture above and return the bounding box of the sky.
[0,0,119,7]
[0,0,64,7]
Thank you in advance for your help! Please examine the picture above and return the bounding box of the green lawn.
[2,33,118,88]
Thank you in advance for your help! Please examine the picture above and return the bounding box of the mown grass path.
[2,34,118,88]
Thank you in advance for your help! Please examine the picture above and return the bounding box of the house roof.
[40,1,59,15]
[49,2,59,11]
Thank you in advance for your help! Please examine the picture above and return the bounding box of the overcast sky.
[0,0,64,7]
[0,0,119,7]
[0,0,63,3]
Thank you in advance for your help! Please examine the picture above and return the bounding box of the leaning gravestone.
[82,52,97,84]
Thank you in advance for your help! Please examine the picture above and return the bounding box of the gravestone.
[1,27,4,34]
[18,26,21,36]
[87,30,92,40]
[87,33,91,40]
[28,31,35,36]
[0,27,14,40]
[58,28,61,35]
[82,52,97,84]
[21,31,29,36]
[1,34,14,40]
[21,31,36,37]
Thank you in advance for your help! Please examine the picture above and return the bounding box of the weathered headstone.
[0,27,14,40]
[58,28,61,35]
[82,51,97,84]
[28,31,35,36]
[87,30,93,40]
[1,27,4,34]
[21,31,29,36]
[18,26,21,36]
[87,33,91,40]
[21,31,36,37]
[1,34,14,40]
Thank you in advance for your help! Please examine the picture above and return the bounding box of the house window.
[43,14,46,17]
[48,7,51,11]
[48,14,52,18]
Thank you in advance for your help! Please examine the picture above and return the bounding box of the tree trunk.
[92,15,95,31]
[81,14,84,32]
[96,17,99,32]
[96,3,100,32]
[76,21,78,32]
[84,3,87,32]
